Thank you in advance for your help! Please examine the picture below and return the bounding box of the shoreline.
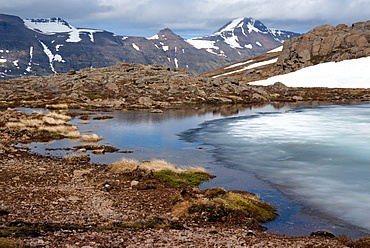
[1,103,369,247]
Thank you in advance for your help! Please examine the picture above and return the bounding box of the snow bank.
[250,57,370,88]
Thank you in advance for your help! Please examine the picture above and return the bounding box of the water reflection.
[16,101,370,238]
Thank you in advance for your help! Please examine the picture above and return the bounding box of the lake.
[18,102,370,238]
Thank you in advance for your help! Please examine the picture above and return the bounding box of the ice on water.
[189,104,370,231]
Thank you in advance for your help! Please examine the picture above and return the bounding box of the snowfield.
[250,56,370,88]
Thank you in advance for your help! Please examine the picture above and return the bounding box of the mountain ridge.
[0,13,300,78]
[201,20,370,86]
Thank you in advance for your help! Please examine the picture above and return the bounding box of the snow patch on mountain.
[39,40,65,73]
[186,39,218,50]
[24,18,103,43]
[225,60,255,69]
[132,43,140,51]
[24,18,72,34]
[148,34,159,40]
[215,18,245,34]
[267,46,283,53]
[214,58,278,78]
[250,57,370,88]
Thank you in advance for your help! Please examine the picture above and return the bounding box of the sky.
[1,0,369,38]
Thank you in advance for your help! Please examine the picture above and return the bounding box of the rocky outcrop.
[2,62,370,110]
[208,20,370,84]
[277,20,370,73]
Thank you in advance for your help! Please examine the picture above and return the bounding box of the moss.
[153,170,214,187]
[73,144,119,153]
[188,202,230,222]
[187,191,277,226]
[31,129,65,142]
[92,115,114,120]
[204,187,227,198]
[220,192,277,222]
[0,220,184,239]
[79,114,91,120]
[84,93,103,100]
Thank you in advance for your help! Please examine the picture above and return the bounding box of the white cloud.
[0,0,368,37]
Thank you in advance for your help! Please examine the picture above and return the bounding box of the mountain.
[0,13,299,79]
[202,20,370,88]
[187,18,300,61]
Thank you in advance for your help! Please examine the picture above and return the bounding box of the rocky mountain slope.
[187,18,299,60]
[0,13,299,78]
[202,20,370,86]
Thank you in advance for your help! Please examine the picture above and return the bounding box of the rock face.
[277,21,370,73]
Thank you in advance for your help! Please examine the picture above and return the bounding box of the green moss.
[92,115,114,120]
[84,93,103,100]
[102,145,119,152]
[221,192,277,222]
[153,170,214,187]
[204,187,227,198]
[31,130,65,142]
[187,191,277,226]
[73,144,119,153]
[188,202,230,222]
[79,114,91,120]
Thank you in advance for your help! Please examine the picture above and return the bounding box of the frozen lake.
[19,102,370,238]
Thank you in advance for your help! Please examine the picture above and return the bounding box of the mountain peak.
[148,27,181,40]
[214,17,269,36]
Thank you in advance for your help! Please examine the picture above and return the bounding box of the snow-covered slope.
[187,18,300,60]
[250,56,370,88]
[24,18,103,43]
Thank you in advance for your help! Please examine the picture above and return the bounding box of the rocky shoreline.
[2,63,370,112]
[1,62,370,247]
[1,106,370,248]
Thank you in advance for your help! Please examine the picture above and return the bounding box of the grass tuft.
[107,158,213,186]
[80,134,103,143]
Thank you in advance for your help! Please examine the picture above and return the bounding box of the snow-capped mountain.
[203,20,370,88]
[0,13,299,79]
[187,18,300,61]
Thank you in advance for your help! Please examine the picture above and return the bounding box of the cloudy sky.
[1,0,369,38]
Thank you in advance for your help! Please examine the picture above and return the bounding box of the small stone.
[67,196,82,202]
[131,180,139,187]
[310,230,335,238]
[12,176,20,181]
[73,169,92,178]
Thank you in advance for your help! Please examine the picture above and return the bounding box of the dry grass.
[42,116,66,125]
[64,154,90,163]
[21,119,44,127]
[80,134,103,143]
[45,112,71,122]
[5,122,27,129]
[46,103,69,109]
[140,159,183,173]
[107,159,140,173]
[107,158,206,174]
